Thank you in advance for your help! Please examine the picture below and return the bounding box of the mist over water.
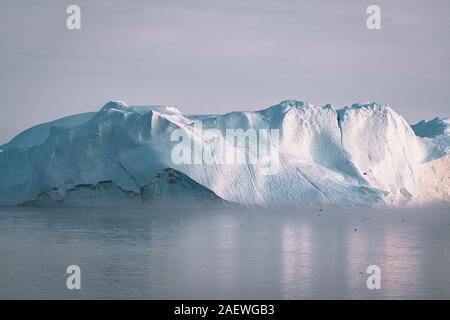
[0,206,449,299]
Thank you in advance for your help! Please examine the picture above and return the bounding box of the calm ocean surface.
[0,206,449,299]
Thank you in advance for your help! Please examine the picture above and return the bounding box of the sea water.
[0,206,449,299]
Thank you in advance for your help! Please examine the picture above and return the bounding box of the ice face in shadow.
[412,117,450,138]
[411,118,450,162]
[20,168,229,208]
[0,100,448,207]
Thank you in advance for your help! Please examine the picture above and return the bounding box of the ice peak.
[412,117,450,138]
[100,101,129,112]
[346,101,386,110]
[258,100,312,118]
[277,100,309,108]
[135,105,183,115]
[98,101,184,118]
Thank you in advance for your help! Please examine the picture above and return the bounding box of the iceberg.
[0,100,448,207]
[20,167,229,208]
[411,117,450,162]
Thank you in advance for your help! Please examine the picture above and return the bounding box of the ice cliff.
[0,100,448,207]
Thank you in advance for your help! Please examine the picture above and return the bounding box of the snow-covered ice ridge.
[0,100,448,207]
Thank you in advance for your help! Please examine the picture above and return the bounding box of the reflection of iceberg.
[380,225,422,298]
[281,223,313,298]
[0,100,448,207]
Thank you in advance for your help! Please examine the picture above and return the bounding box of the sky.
[0,0,449,144]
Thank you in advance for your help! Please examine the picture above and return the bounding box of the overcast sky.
[0,0,449,144]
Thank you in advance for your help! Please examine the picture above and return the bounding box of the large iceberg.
[0,100,448,207]
[411,117,450,162]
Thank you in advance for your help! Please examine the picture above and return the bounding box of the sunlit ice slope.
[0,100,448,207]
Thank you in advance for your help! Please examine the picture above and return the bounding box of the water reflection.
[281,222,313,298]
[345,223,370,298]
[380,225,423,299]
[0,207,449,299]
